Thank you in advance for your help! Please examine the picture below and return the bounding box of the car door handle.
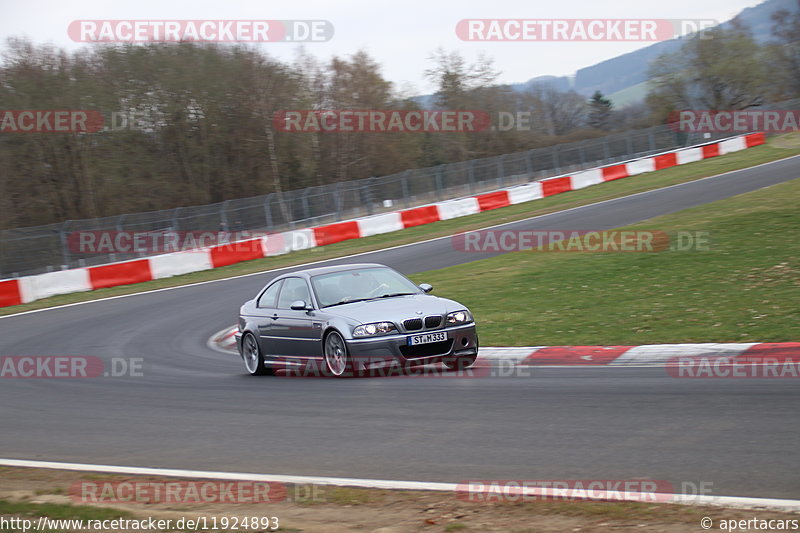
[271,314,279,320]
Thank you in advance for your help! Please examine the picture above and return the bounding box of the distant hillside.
[413,0,795,108]
[517,0,796,103]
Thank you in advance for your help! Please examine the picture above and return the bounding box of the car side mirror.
[290,300,312,311]
[419,283,433,293]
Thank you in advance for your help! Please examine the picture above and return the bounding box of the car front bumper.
[345,323,478,369]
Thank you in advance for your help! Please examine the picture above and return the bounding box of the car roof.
[278,263,391,279]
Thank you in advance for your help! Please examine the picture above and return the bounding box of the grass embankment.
[409,177,800,345]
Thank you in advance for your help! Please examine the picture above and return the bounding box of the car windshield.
[312,267,420,308]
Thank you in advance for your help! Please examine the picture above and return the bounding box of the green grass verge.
[408,177,800,345]
[1,135,799,317]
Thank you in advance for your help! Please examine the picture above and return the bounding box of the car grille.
[403,318,423,331]
[424,315,442,328]
[403,315,443,331]
[400,339,454,359]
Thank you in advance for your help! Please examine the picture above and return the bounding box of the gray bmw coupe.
[236,263,478,377]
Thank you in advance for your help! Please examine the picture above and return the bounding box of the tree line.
[0,9,797,230]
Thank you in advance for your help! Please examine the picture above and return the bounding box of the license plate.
[407,332,447,346]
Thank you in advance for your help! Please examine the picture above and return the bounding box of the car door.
[271,277,323,358]
[254,279,283,355]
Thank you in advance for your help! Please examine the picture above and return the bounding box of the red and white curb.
[0,133,766,309]
[210,326,799,369]
[0,459,798,511]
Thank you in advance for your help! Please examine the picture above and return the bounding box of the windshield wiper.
[377,292,417,298]
[323,297,375,308]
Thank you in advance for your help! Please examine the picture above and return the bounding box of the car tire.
[242,332,274,376]
[323,330,354,378]
[443,354,478,371]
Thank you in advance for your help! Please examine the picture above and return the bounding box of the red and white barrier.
[150,250,213,279]
[209,326,799,369]
[478,342,800,368]
[507,182,543,204]
[0,133,767,308]
[436,197,481,220]
[18,268,92,301]
[357,212,404,237]
[570,168,604,190]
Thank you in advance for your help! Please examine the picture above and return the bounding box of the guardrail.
[0,124,729,277]
[0,132,765,309]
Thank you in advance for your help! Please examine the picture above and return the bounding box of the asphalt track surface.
[1,156,799,500]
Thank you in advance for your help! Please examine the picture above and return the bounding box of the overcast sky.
[1,0,763,94]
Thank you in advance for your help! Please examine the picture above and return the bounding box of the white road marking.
[0,458,798,511]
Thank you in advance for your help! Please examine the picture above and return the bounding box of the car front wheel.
[324,331,353,378]
[443,353,478,371]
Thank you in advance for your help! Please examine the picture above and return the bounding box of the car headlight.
[446,310,473,325]
[353,322,397,337]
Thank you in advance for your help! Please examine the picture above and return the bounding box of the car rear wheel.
[243,333,274,376]
[324,331,353,377]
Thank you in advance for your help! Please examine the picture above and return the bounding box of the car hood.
[323,294,464,324]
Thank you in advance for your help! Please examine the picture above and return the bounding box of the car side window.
[277,277,312,309]
[257,280,282,309]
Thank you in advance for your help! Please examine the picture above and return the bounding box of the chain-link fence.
[0,124,734,277]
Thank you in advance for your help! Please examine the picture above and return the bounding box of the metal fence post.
[435,166,444,201]
[626,130,634,157]
[468,160,476,194]
[263,193,274,231]
[365,177,376,215]
[220,200,230,231]
[402,170,411,207]
[602,137,610,164]
[552,145,560,174]
[648,128,656,153]
[497,155,506,187]
[171,207,181,231]
[301,190,311,221]
[59,220,72,268]
[335,182,343,221]
[526,150,534,177]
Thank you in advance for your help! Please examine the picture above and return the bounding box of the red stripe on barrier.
[0,279,22,307]
[745,132,766,147]
[313,221,360,246]
[541,176,572,197]
[525,346,633,365]
[400,205,440,228]
[89,260,152,290]
[209,239,265,268]
[476,190,511,211]
[601,164,629,182]
[702,143,720,159]
[737,342,800,361]
[654,153,677,170]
